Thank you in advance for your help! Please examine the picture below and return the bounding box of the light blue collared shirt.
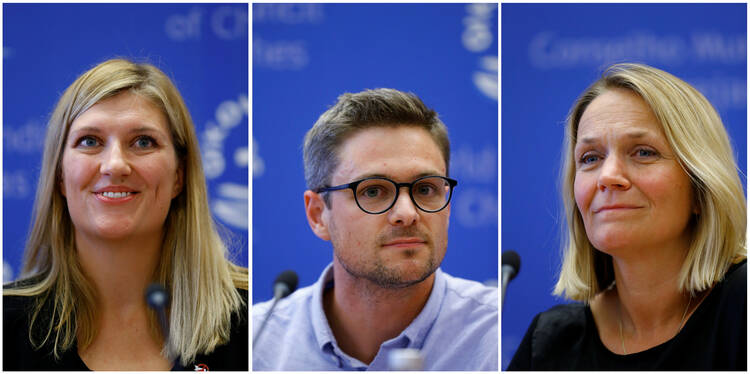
[252,264,498,370]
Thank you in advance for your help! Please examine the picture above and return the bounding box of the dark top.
[507,260,746,371]
[3,284,248,371]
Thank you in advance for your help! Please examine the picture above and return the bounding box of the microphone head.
[145,283,170,310]
[502,250,521,279]
[274,270,299,298]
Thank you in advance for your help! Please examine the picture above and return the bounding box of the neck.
[323,259,435,365]
[75,230,163,311]
[611,237,691,338]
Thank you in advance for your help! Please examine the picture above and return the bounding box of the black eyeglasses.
[316,175,458,214]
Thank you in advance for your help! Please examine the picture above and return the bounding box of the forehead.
[69,91,168,133]
[577,88,664,139]
[333,126,446,182]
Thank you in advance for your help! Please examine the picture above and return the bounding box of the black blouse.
[3,286,248,371]
[507,260,746,370]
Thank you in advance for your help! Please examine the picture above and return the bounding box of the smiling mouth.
[95,191,139,200]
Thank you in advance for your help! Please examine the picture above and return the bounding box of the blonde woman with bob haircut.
[508,63,746,370]
[3,59,248,370]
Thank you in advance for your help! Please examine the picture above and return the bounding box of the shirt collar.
[310,263,337,351]
[309,263,447,352]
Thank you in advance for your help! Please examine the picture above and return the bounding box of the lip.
[382,237,427,248]
[94,185,138,193]
[594,204,642,213]
[93,186,139,204]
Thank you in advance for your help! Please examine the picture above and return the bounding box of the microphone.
[252,270,299,348]
[501,250,521,308]
[273,270,299,299]
[145,283,180,365]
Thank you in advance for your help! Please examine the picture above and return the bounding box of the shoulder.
[4,293,35,314]
[3,282,46,327]
[533,303,588,336]
[190,288,249,371]
[440,271,498,312]
[253,283,316,321]
[3,294,37,332]
[722,259,746,292]
[704,259,746,325]
[252,284,325,370]
[507,303,589,370]
[424,272,498,370]
[2,293,63,370]
[706,259,747,312]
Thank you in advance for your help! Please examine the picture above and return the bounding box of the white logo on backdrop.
[528,31,747,111]
[253,4,324,24]
[456,5,498,229]
[463,4,498,101]
[253,4,324,71]
[201,95,249,230]
[452,146,498,228]
[4,120,45,199]
[166,6,248,41]
[529,31,746,69]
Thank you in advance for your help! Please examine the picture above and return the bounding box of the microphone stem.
[501,267,513,308]
[252,296,280,347]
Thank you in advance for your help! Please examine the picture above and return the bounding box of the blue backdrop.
[252,4,499,303]
[501,3,746,369]
[3,4,249,281]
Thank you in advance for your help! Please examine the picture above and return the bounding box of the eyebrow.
[69,125,165,136]
[577,129,651,144]
[351,171,444,181]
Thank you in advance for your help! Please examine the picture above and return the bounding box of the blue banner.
[501,3,746,369]
[253,3,498,302]
[3,3,249,281]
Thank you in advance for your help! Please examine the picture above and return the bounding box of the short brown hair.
[303,88,451,199]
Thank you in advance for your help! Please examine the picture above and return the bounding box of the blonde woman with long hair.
[3,59,248,370]
[508,64,745,370]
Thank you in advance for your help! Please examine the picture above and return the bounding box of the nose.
[387,187,419,226]
[597,154,630,191]
[99,142,131,177]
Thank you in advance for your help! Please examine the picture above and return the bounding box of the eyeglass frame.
[315,175,458,214]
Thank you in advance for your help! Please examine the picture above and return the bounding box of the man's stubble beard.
[334,247,438,289]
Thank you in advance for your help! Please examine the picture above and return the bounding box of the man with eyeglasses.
[252,88,498,370]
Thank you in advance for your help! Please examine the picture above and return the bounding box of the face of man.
[306,126,450,288]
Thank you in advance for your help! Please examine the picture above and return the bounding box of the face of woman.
[60,91,183,242]
[573,88,695,256]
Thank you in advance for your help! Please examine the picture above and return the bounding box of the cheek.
[642,170,693,214]
[573,174,593,213]
[60,154,92,194]
[145,157,179,193]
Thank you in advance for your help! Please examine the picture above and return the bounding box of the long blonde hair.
[554,63,746,301]
[4,59,247,365]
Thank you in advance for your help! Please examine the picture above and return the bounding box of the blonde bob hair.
[4,59,247,365]
[554,63,746,301]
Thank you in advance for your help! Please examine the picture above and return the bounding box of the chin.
[590,236,636,256]
[89,221,139,240]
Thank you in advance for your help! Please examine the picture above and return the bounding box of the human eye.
[133,135,158,149]
[578,152,601,166]
[361,185,385,199]
[74,136,101,149]
[632,147,659,160]
[414,181,438,196]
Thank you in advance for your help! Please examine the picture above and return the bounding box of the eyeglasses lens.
[355,177,450,213]
[356,179,396,213]
[412,177,450,211]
